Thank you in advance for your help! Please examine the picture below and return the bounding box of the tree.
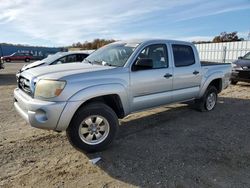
[212,31,244,43]
[70,39,116,50]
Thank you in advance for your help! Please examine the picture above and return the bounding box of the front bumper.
[14,88,67,130]
[231,70,250,82]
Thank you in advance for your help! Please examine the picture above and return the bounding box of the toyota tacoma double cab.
[14,39,231,152]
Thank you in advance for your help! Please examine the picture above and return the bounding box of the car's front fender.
[55,83,129,131]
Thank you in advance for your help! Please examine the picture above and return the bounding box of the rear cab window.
[172,44,195,67]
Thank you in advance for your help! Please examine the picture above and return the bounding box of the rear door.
[171,44,202,102]
[130,43,173,112]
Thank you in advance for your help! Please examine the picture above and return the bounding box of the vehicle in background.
[14,39,231,152]
[1,52,33,62]
[231,52,250,85]
[16,51,90,77]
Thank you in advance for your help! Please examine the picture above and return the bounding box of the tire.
[231,80,238,85]
[194,86,218,112]
[25,58,30,62]
[5,58,11,62]
[66,102,119,153]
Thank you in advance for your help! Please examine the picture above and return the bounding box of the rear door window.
[66,54,77,62]
[76,54,88,61]
[172,45,195,67]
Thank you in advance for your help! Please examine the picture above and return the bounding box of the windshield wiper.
[102,62,114,66]
[84,59,93,65]
[84,59,115,67]
[92,60,103,65]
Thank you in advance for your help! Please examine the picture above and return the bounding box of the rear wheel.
[231,80,238,85]
[25,58,30,62]
[66,102,119,153]
[194,86,218,112]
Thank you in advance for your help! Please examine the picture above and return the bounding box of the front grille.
[18,76,32,96]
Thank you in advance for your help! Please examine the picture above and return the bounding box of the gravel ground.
[0,62,250,188]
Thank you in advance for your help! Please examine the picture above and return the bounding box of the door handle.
[193,70,199,75]
[164,73,173,79]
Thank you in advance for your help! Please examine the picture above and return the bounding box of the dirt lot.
[0,62,250,188]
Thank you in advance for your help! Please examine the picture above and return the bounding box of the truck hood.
[233,59,250,67]
[21,60,45,71]
[23,62,114,80]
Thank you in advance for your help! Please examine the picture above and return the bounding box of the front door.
[130,44,173,112]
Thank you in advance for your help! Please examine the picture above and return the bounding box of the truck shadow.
[86,97,250,187]
[236,82,250,87]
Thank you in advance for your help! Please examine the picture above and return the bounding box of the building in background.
[0,44,67,60]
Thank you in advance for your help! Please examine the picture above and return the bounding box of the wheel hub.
[206,92,216,110]
[89,124,99,134]
[78,115,110,145]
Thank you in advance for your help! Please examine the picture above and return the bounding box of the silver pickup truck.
[14,39,231,152]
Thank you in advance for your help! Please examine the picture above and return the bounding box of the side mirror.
[238,56,243,60]
[133,58,153,71]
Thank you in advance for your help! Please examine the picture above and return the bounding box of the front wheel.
[5,58,11,62]
[66,102,118,153]
[194,86,218,112]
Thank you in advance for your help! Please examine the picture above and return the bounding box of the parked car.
[14,39,231,152]
[231,52,250,85]
[16,51,90,77]
[1,52,33,62]
[20,51,90,71]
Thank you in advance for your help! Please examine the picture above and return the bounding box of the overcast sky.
[0,0,249,46]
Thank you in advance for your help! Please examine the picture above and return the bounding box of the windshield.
[83,42,139,67]
[243,52,250,60]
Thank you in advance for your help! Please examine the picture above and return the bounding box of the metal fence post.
[222,46,227,63]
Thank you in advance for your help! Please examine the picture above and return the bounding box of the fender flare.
[56,83,129,131]
[199,71,223,98]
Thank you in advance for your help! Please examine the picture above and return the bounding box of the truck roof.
[115,39,193,46]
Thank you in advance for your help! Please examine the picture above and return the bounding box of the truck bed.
[201,61,230,66]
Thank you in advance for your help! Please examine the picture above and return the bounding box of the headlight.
[231,63,242,70]
[242,66,248,70]
[34,80,66,99]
